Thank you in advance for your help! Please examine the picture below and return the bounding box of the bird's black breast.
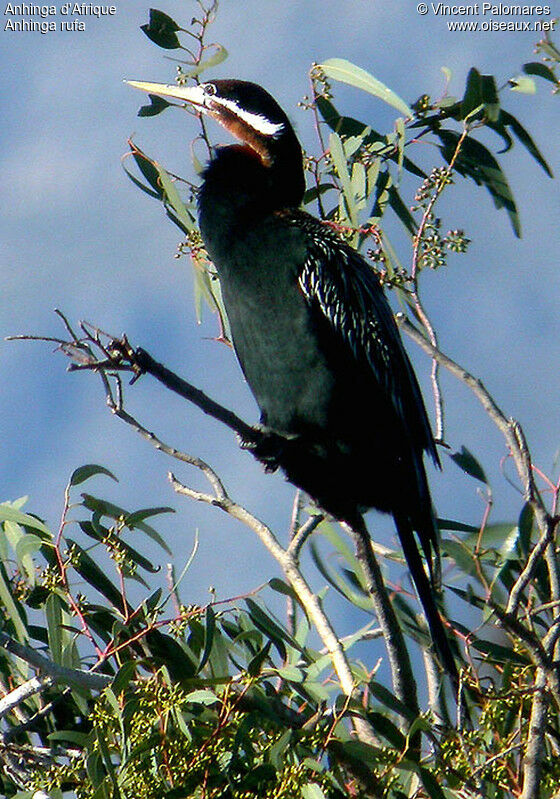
[201,212,341,434]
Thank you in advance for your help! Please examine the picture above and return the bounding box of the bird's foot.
[239,426,293,473]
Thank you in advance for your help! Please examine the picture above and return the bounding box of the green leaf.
[460,522,517,555]
[67,539,126,611]
[141,8,181,49]
[48,730,90,746]
[248,640,273,676]
[112,661,137,695]
[517,502,534,557]
[15,533,42,585]
[137,94,171,117]
[418,766,447,799]
[122,161,161,200]
[245,600,288,660]
[70,465,118,487]
[95,726,120,796]
[156,165,197,233]
[181,45,229,79]
[351,161,367,212]
[46,593,64,664]
[0,564,29,642]
[125,506,175,528]
[0,504,50,535]
[509,75,537,94]
[329,131,358,228]
[269,730,292,769]
[129,145,165,199]
[80,495,172,554]
[310,543,372,611]
[301,784,327,799]
[388,186,417,236]
[275,665,304,682]
[320,58,413,117]
[471,637,530,665]
[449,446,487,484]
[479,74,500,122]
[367,711,406,748]
[437,130,520,237]
[268,577,296,599]
[461,69,500,122]
[184,689,220,706]
[438,518,479,534]
[395,117,405,173]
[441,539,480,581]
[461,67,483,119]
[145,629,196,680]
[499,110,553,177]
[196,605,216,674]
[523,61,558,84]
[368,681,417,722]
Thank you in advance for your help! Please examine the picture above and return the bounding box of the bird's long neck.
[198,138,305,247]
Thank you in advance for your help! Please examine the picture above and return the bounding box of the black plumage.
[128,78,456,678]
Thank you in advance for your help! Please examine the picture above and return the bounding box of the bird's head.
[126,78,300,169]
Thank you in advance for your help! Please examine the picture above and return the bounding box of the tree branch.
[341,519,420,722]
[168,470,379,747]
[397,315,554,616]
[520,667,549,799]
[0,631,111,693]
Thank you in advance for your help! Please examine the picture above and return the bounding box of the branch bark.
[0,631,111,693]
[342,520,419,719]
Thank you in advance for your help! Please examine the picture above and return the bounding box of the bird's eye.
[203,83,217,97]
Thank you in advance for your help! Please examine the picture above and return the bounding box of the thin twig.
[287,513,325,560]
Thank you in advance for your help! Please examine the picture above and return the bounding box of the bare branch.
[341,519,419,720]
[520,668,549,799]
[287,513,325,560]
[398,315,556,622]
[169,472,378,746]
[0,676,54,720]
[0,631,110,693]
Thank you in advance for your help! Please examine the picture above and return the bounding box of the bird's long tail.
[394,512,458,686]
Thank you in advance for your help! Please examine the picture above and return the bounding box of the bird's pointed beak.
[125,80,207,108]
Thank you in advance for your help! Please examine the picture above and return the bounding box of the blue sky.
[1,2,559,662]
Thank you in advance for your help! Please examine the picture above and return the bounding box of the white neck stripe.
[212,96,285,138]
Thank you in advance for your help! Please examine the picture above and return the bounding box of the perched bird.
[127,78,456,678]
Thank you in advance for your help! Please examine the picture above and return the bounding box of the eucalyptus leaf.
[140,8,181,49]
[70,464,118,487]
[320,58,413,117]
[509,75,537,95]
[0,504,50,535]
[523,61,558,84]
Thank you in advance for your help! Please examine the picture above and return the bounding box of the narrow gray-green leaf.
[15,533,42,585]
[301,784,327,799]
[0,566,29,642]
[329,132,358,227]
[509,75,537,94]
[46,593,64,664]
[0,504,50,535]
[320,58,413,117]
